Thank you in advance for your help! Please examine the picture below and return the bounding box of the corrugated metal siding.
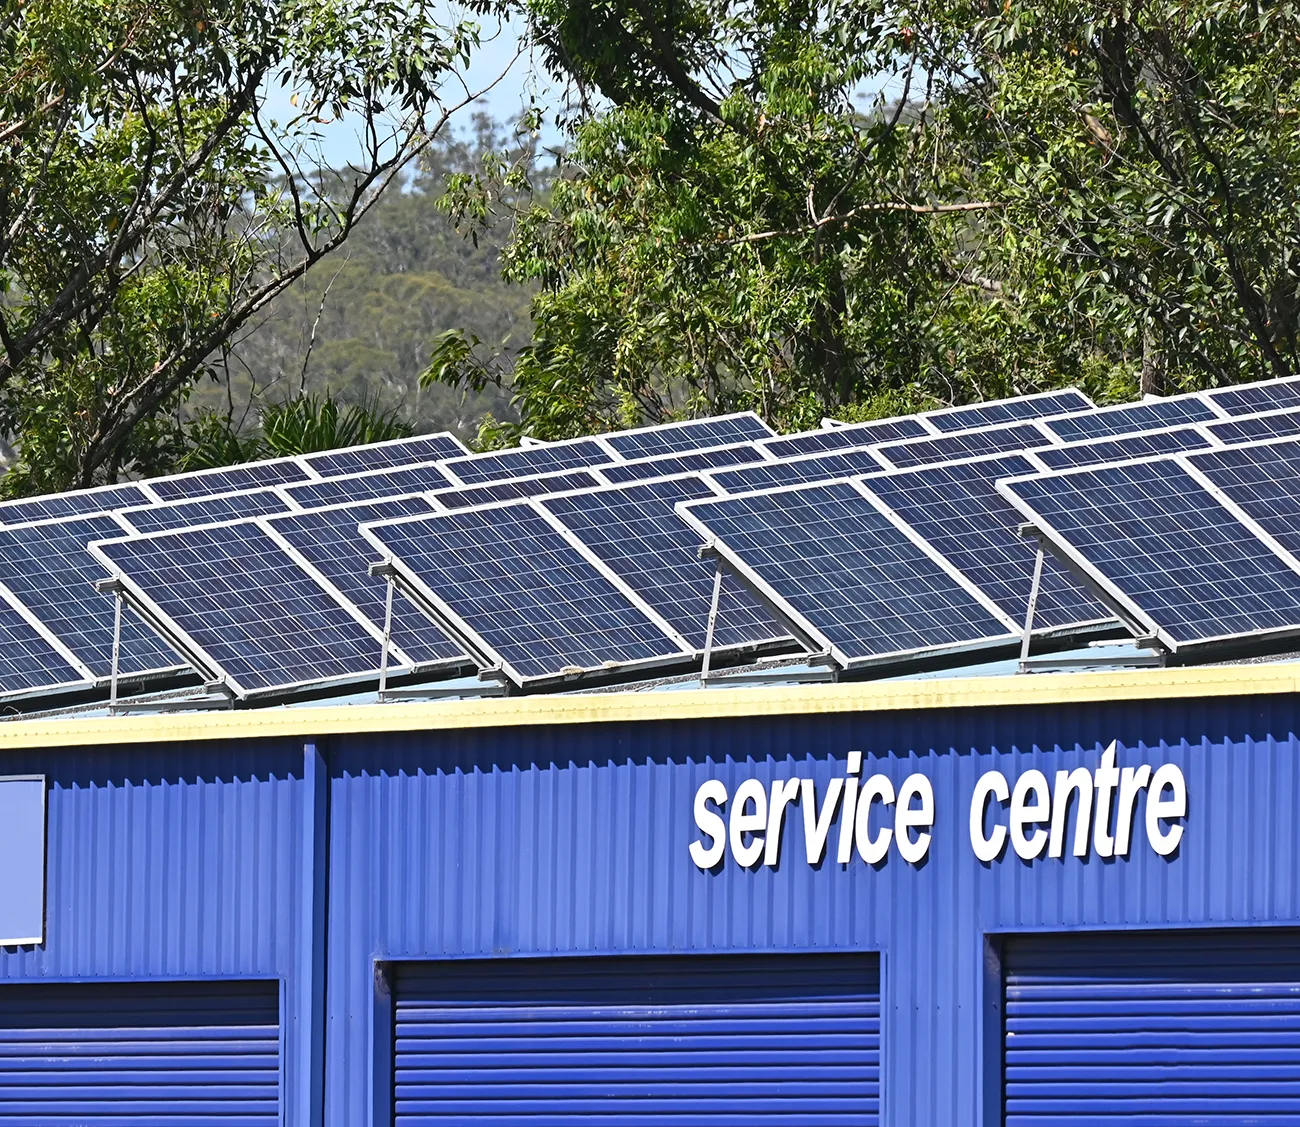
[1004,929,1300,1124]
[326,694,1300,1127]
[392,953,879,1126]
[0,978,279,1126]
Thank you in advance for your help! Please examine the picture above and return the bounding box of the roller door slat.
[1005,930,1300,1124]
[394,953,880,1126]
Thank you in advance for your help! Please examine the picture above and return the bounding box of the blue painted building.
[2,665,1298,1125]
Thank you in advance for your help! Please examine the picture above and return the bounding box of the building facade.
[2,664,1298,1124]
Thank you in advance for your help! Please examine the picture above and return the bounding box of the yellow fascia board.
[0,662,1296,751]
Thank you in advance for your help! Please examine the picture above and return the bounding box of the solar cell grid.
[1204,409,1300,446]
[91,521,400,696]
[120,490,292,535]
[706,448,886,494]
[263,497,465,668]
[0,601,91,696]
[0,516,182,678]
[362,503,692,685]
[147,458,313,503]
[601,413,775,459]
[858,456,1108,630]
[758,417,930,460]
[874,422,1050,469]
[282,462,455,509]
[677,481,1018,668]
[537,478,788,653]
[1030,427,1213,471]
[428,470,603,511]
[300,432,468,478]
[1205,376,1300,417]
[922,389,1093,433]
[593,443,770,485]
[0,483,152,526]
[442,439,616,486]
[1038,395,1219,443]
[1186,440,1300,559]
[999,459,1300,648]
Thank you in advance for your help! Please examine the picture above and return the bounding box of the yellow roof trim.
[0,663,1296,750]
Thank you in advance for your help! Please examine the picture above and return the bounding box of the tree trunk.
[1140,321,1165,397]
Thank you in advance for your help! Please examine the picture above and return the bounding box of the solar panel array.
[10,382,1300,706]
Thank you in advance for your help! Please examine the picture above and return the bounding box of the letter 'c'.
[969,770,1009,862]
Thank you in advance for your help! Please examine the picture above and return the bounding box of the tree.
[428,0,1300,439]
[0,0,512,493]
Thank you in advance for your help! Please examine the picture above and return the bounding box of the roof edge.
[0,663,1296,750]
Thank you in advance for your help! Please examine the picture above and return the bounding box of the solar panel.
[1038,394,1219,443]
[1204,408,1300,446]
[706,448,887,493]
[90,521,402,697]
[856,455,1109,631]
[441,439,617,486]
[281,462,456,509]
[999,459,1300,649]
[147,458,313,503]
[1029,426,1213,471]
[299,432,468,478]
[922,389,1094,433]
[874,422,1051,469]
[262,497,467,668]
[536,478,789,653]
[1204,376,1300,416]
[0,516,183,679]
[758,417,930,460]
[0,482,152,526]
[361,503,693,686]
[1185,439,1300,558]
[0,599,93,698]
[119,490,293,535]
[676,481,1020,669]
[428,470,604,511]
[593,443,770,485]
[600,413,775,459]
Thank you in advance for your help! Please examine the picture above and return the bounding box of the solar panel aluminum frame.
[272,457,461,510]
[423,468,607,511]
[87,518,416,700]
[1017,420,1229,472]
[297,430,471,475]
[870,418,1063,470]
[437,434,627,488]
[1033,390,1233,442]
[1202,374,1300,416]
[596,410,777,454]
[918,387,1095,433]
[133,453,324,503]
[852,452,1116,640]
[257,495,473,678]
[116,486,299,535]
[585,440,777,486]
[530,473,795,660]
[675,476,1025,674]
[997,452,1300,656]
[359,499,698,691]
[700,443,894,493]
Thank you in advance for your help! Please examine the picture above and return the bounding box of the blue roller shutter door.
[393,952,880,1126]
[1005,929,1300,1124]
[0,979,280,1126]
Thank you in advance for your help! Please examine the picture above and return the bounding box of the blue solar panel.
[595,443,769,485]
[300,432,468,477]
[1038,395,1218,443]
[91,522,399,696]
[0,483,151,525]
[857,456,1107,630]
[0,600,92,696]
[442,439,616,486]
[1186,440,1300,559]
[0,516,182,678]
[758,417,930,460]
[677,481,1019,668]
[263,497,465,668]
[923,390,1093,433]
[1204,408,1300,445]
[1205,376,1300,416]
[874,423,1049,469]
[1031,427,1212,471]
[999,459,1300,647]
[537,479,788,653]
[429,471,603,511]
[601,413,775,459]
[147,458,312,502]
[281,462,456,509]
[707,448,887,493]
[120,490,292,535]
[362,504,691,685]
